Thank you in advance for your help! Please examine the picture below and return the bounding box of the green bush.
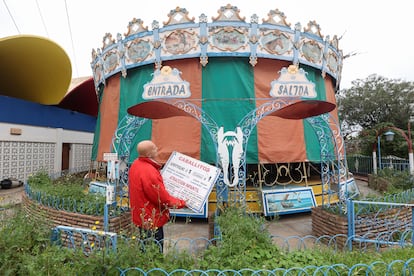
[2,171,413,274]
[377,168,414,193]
[1,205,414,274]
[199,207,281,270]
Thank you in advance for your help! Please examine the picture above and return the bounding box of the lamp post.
[373,126,413,175]
[376,131,394,171]
[377,135,381,171]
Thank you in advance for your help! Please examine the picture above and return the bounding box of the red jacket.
[129,157,185,229]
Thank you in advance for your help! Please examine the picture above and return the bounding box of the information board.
[161,151,221,213]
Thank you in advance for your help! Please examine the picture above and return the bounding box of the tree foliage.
[337,74,414,133]
[337,74,414,156]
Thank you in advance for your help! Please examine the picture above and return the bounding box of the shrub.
[199,207,281,270]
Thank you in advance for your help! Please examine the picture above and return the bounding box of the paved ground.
[165,179,378,242]
[1,179,377,241]
[0,185,24,207]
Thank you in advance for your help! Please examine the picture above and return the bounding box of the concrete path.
[165,179,378,241]
[0,185,24,207]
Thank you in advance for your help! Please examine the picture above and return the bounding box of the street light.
[384,131,395,142]
[377,131,395,170]
[373,127,413,175]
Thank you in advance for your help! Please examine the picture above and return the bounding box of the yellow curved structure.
[0,35,72,105]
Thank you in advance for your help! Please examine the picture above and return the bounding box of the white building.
[0,35,98,182]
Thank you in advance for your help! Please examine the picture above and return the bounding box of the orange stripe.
[96,75,120,161]
[152,59,202,163]
[254,59,307,163]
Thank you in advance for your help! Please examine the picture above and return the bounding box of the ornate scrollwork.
[262,9,291,27]
[102,33,116,50]
[163,7,195,26]
[212,4,246,22]
[124,18,148,37]
[303,20,324,38]
[91,5,343,89]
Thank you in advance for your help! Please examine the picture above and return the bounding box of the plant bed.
[22,171,133,245]
[22,194,132,244]
[312,205,413,249]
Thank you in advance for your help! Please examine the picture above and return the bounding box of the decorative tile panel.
[0,141,55,182]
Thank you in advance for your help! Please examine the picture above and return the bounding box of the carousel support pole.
[257,163,262,189]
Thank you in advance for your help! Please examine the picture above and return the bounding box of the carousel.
[89,4,353,218]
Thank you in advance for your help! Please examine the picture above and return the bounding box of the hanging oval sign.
[142,66,191,100]
[270,65,317,98]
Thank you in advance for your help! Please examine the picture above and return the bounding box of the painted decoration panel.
[262,187,316,216]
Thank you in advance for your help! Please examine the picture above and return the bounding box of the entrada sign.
[142,66,191,99]
[270,65,317,98]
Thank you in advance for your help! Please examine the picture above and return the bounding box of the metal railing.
[347,155,410,175]
[24,184,107,216]
[49,225,414,275]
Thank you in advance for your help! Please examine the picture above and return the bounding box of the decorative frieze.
[91,4,343,90]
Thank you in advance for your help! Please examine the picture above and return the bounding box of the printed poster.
[161,151,221,213]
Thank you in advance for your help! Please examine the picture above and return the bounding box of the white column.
[409,152,414,175]
[372,151,377,175]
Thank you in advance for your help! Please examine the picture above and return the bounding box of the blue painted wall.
[0,96,96,132]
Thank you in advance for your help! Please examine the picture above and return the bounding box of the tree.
[337,74,414,132]
[337,74,414,156]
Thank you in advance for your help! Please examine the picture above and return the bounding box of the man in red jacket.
[129,140,186,252]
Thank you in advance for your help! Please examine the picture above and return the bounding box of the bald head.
[137,140,158,158]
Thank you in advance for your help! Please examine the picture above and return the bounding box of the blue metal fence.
[29,166,414,275]
[347,199,414,250]
[24,184,107,216]
[49,225,414,275]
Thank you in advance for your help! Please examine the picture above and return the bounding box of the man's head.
[137,140,158,159]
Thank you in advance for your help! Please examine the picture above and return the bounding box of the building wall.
[0,122,94,182]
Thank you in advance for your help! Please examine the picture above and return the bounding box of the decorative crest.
[125,18,148,37]
[262,9,291,27]
[212,4,246,22]
[330,35,339,49]
[163,7,195,26]
[102,33,116,50]
[304,20,323,38]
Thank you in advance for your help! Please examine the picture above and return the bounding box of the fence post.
[346,199,354,251]
[412,206,414,245]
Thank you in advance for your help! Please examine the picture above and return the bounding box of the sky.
[1,0,413,89]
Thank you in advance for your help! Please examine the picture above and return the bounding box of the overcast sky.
[1,0,413,89]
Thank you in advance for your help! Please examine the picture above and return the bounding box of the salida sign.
[270,65,317,98]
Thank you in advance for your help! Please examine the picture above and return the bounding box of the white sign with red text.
[161,151,221,213]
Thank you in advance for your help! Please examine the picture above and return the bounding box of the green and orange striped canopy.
[92,57,339,164]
